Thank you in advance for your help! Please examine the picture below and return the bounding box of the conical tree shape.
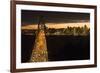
[30,17,48,62]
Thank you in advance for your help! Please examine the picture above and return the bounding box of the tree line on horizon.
[22,25,90,36]
[46,25,89,36]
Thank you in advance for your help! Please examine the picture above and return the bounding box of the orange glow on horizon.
[21,22,90,30]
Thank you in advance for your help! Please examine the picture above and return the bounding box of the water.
[21,34,90,63]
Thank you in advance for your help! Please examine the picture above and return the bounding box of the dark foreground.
[21,34,90,62]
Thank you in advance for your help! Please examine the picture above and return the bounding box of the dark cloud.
[21,10,90,25]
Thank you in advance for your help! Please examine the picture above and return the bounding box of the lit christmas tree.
[30,16,48,62]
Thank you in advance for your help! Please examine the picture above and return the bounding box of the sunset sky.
[21,10,90,30]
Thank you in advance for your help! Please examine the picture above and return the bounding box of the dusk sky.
[21,10,90,29]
